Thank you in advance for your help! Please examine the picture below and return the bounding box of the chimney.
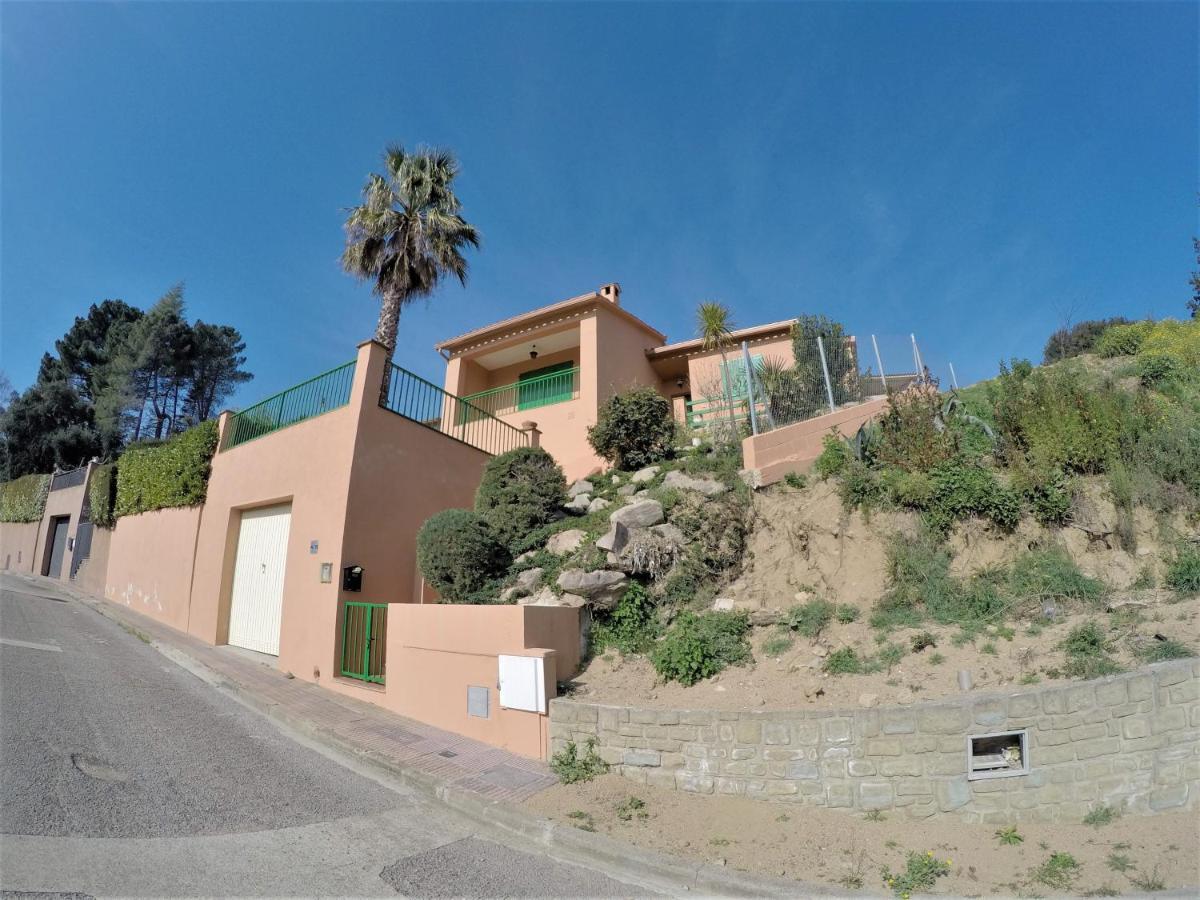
[598,282,621,305]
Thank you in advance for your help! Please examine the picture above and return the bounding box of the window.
[517,361,576,411]
[967,729,1029,780]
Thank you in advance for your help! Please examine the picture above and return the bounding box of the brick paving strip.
[13,574,826,897]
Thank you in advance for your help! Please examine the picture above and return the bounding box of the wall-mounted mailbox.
[342,565,363,592]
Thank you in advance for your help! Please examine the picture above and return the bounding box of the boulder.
[545,529,586,556]
[555,568,628,610]
[617,484,638,497]
[662,470,727,497]
[513,550,536,565]
[499,567,544,602]
[630,465,661,484]
[711,597,735,612]
[610,499,665,529]
[519,586,586,608]
[596,521,630,555]
[568,479,595,498]
[587,497,612,514]
[649,522,686,548]
[564,493,592,513]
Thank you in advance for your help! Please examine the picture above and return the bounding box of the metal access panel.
[467,685,490,718]
[497,655,546,713]
[227,503,292,656]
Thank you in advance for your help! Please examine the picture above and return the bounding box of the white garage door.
[227,503,292,656]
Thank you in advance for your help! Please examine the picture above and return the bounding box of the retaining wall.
[0,522,39,573]
[550,660,1200,823]
[104,506,203,633]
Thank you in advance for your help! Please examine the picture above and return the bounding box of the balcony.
[460,365,580,419]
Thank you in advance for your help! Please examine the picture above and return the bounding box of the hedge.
[0,473,51,523]
[88,462,117,528]
[114,420,219,518]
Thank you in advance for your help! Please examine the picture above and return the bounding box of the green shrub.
[762,633,794,657]
[416,509,511,603]
[0,473,51,523]
[1033,851,1082,890]
[835,603,860,624]
[474,446,566,549]
[838,460,885,512]
[781,598,834,638]
[591,582,659,655]
[666,489,749,591]
[1082,804,1119,828]
[824,647,862,675]
[1043,317,1133,364]
[876,530,954,624]
[651,610,751,685]
[1096,321,1154,357]
[922,459,1021,533]
[587,387,675,471]
[1138,318,1200,368]
[1136,353,1182,387]
[1011,463,1073,526]
[88,462,117,528]
[910,631,937,652]
[114,420,219,517]
[1009,548,1105,608]
[550,738,608,784]
[885,469,935,507]
[876,382,957,471]
[783,471,807,489]
[881,851,952,897]
[1060,621,1122,679]
[990,361,1124,474]
[1165,545,1200,595]
[813,432,851,479]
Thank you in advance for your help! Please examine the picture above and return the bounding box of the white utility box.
[498,654,547,713]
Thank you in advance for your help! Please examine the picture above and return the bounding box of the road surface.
[0,573,643,898]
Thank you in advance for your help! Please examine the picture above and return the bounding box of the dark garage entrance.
[43,516,70,578]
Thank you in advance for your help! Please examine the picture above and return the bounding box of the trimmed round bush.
[416,509,511,603]
[587,386,675,471]
[474,446,566,549]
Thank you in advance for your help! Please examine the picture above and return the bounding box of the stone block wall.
[549,660,1199,823]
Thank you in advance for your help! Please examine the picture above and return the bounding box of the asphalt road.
[0,574,643,898]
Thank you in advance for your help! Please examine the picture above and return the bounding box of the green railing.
[340,601,387,684]
[685,394,758,429]
[222,361,356,451]
[461,365,580,418]
[382,363,531,456]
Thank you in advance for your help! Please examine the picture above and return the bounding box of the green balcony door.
[517,361,575,411]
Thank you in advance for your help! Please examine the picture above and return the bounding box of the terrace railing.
[221,360,357,451]
[460,366,580,419]
[49,466,88,491]
[382,363,531,456]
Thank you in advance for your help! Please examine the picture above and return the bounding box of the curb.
[50,579,828,898]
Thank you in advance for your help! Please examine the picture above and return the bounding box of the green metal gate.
[340,601,388,683]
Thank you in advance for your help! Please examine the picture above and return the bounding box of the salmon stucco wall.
[104,506,203,632]
[73,525,112,597]
[378,603,582,759]
[741,396,890,487]
[1,522,39,573]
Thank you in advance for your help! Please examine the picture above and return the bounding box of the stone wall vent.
[967,729,1030,781]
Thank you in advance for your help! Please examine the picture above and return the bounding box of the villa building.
[437,282,798,479]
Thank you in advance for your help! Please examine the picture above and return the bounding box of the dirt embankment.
[567,478,1198,712]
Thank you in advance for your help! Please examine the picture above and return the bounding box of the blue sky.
[2,2,1195,406]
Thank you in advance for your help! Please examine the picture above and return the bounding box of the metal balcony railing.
[221,361,357,451]
[460,365,580,419]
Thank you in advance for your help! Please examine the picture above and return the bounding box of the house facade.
[437,282,799,479]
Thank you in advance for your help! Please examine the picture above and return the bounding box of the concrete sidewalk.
[18,574,823,898]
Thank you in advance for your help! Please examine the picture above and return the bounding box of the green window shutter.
[517,361,575,411]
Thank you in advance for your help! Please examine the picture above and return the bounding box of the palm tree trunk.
[375,288,403,405]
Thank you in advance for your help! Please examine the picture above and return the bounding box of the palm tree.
[342,144,480,402]
[696,301,739,435]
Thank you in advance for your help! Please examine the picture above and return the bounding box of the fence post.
[949,362,960,390]
[910,334,924,384]
[520,421,541,448]
[816,335,837,414]
[870,334,887,395]
[740,341,759,436]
